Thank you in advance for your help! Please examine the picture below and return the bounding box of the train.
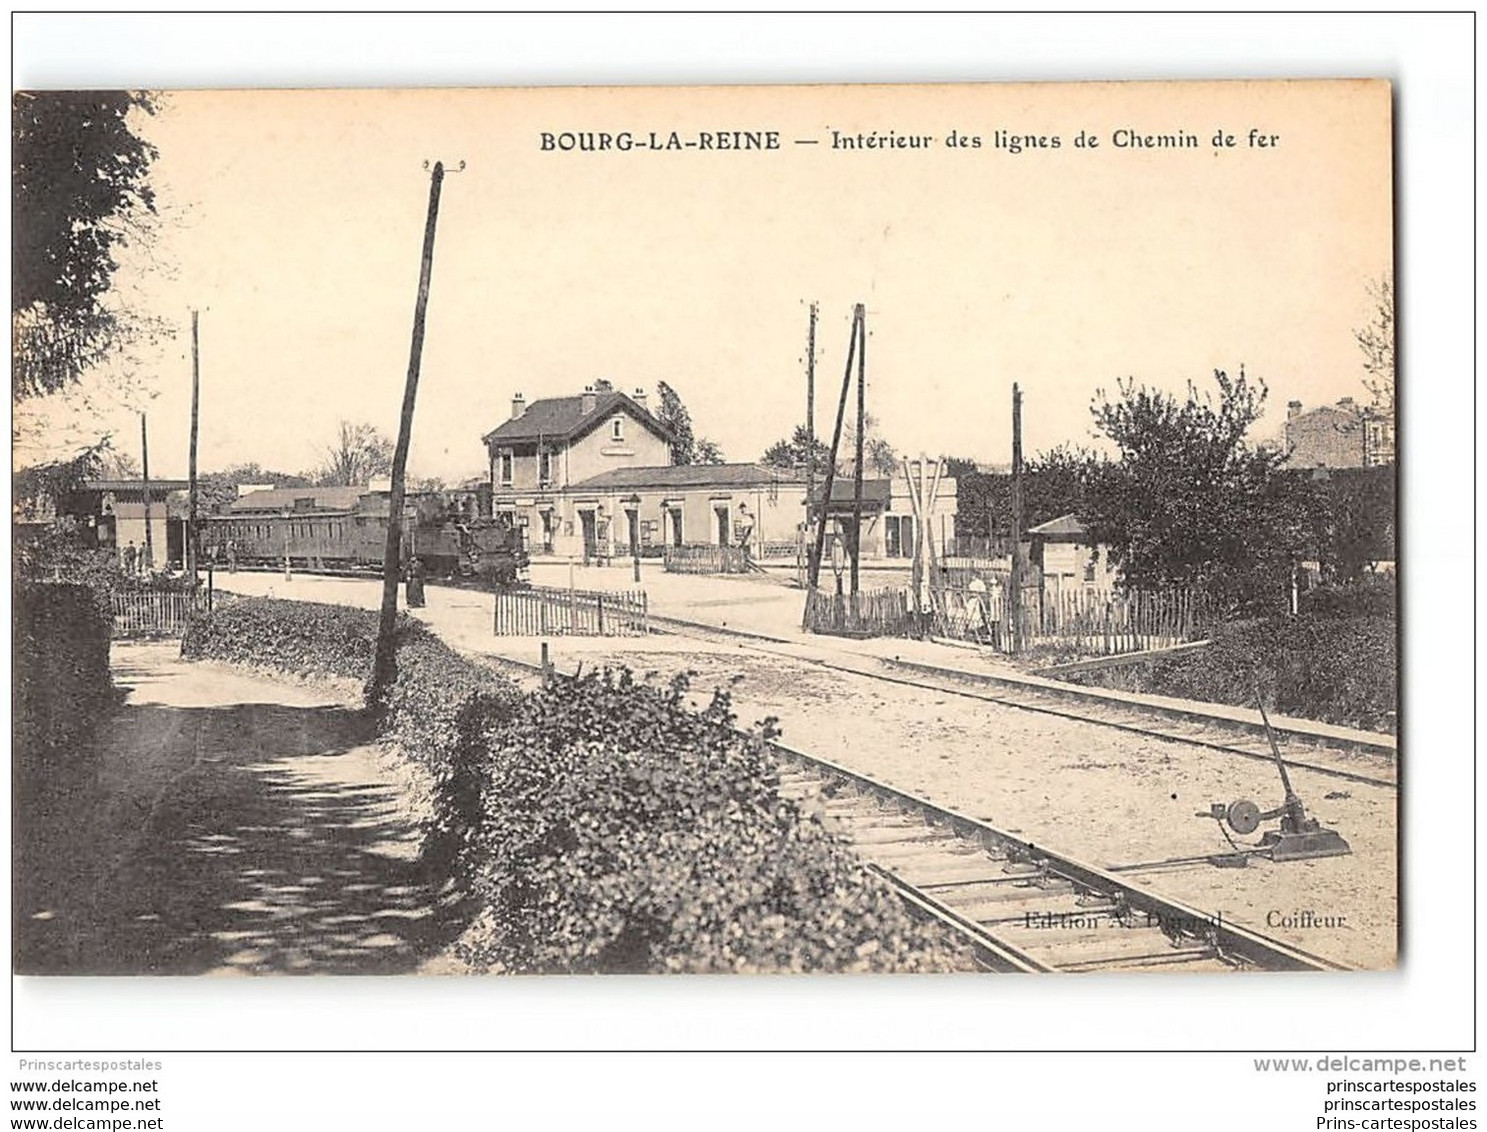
[200,485,529,585]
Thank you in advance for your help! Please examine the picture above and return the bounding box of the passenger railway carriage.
[201,485,528,585]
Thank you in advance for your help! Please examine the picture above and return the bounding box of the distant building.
[1284,397,1395,469]
[1026,513,1118,596]
[81,479,190,569]
[480,381,957,561]
[570,463,808,560]
[481,379,671,555]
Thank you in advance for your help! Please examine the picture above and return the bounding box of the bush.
[449,669,963,974]
[1138,612,1396,733]
[14,582,114,781]
[1298,574,1397,619]
[181,596,380,681]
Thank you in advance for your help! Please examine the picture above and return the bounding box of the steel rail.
[410,644,1352,974]
[769,738,1353,974]
[641,613,1396,789]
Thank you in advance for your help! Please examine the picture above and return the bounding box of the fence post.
[597,594,605,635]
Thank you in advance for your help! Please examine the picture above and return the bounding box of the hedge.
[14,582,115,782]
[1083,610,1396,733]
[181,597,963,973]
[447,669,962,974]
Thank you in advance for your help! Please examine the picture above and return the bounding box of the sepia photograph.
[12,78,1400,990]
[10,71,1412,1015]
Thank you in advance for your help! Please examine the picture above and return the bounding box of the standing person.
[405,555,426,608]
[226,540,237,573]
[122,541,137,576]
[965,573,988,643]
[736,503,756,569]
[985,573,1005,651]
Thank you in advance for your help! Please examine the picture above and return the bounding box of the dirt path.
[14,642,459,976]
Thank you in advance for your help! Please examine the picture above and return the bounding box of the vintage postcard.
[14,80,1395,980]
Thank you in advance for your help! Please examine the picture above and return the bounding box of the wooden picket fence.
[664,544,750,574]
[493,584,648,637]
[110,590,200,639]
[936,579,1211,655]
[802,585,916,638]
[1034,586,1210,654]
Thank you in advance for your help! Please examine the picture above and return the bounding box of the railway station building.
[481,381,958,564]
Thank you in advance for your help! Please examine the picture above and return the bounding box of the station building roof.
[1026,513,1087,539]
[571,463,801,492]
[482,388,671,447]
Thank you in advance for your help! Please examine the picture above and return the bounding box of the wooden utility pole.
[803,301,818,583]
[187,309,201,585]
[139,412,153,570]
[372,161,447,704]
[808,305,861,590]
[1009,383,1024,654]
[850,303,866,596]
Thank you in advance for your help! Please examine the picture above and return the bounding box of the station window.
[611,416,624,441]
[499,451,514,486]
[539,450,554,485]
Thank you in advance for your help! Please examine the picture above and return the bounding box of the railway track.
[478,648,1348,974]
[771,741,1350,973]
[643,613,1396,790]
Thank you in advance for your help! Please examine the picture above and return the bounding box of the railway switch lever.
[1196,691,1352,862]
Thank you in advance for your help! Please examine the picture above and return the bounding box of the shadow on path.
[16,655,467,976]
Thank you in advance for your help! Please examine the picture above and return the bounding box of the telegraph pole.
[1009,383,1024,654]
[850,304,866,596]
[808,305,861,590]
[187,309,201,585]
[373,160,449,705]
[140,412,153,571]
[803,301,818,583]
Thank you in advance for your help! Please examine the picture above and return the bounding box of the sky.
[19,80,1393,483]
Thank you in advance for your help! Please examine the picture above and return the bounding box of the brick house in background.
[1284,397,1395,468]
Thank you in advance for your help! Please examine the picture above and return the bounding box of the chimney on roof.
[632,387,649,413]
[511,392,526,420]
[593,378,613,393]
[1287,400,1303,420]
[1337,396,1356,411]
[581,385,597,415]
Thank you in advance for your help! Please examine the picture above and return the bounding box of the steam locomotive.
[200,485,529,585]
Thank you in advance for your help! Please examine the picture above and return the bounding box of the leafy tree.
[841,411,898,477]
[313,420,394,487]
[1304,466,1395,583]
[13,444,109,518]
[947,448,1099,544]
[1355,273,1394,416]
[653,381,724,466]
[97,448,140,479]
[13,91,165,401]
[655,381,696,464]
[762,425,831,478]
[693,438,725,465]
[761,413,896,479]
[1082,369,1307,610]
[197,463,312,513]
